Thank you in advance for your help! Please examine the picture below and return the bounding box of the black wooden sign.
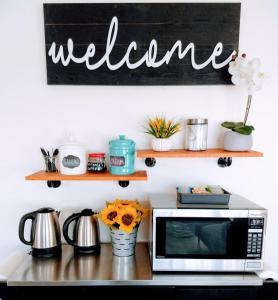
[43,3,241,85]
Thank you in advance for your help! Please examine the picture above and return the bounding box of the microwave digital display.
[249,218,264,226]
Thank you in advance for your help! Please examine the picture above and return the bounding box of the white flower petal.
[236,56,248,67]
[248,82,263,94]
[252,72,264,85]
[248,58,261,71]
[239,77,248,85]
[229,61,236,68]
[231,75,241,85]
[228,65,239,75]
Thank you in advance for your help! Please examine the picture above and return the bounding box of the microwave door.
[165,220,231,257]
[155,217,249,261]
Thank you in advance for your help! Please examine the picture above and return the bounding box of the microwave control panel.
[246,218,264,258]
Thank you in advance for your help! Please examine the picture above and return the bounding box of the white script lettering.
[48,16,235,71]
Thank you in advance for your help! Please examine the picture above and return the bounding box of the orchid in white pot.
[222,53,264,151]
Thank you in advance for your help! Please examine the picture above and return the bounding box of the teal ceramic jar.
[109,135,135,175]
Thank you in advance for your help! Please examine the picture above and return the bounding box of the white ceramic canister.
[59,137,87,175]
[185,118,208,151]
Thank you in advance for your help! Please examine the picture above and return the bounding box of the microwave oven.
[149,194,267,272]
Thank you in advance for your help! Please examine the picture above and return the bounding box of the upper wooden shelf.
[137,148,263,158]
[25,171,147,182]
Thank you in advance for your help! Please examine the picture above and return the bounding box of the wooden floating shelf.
[137,148,263,158]
[25,171,147,181]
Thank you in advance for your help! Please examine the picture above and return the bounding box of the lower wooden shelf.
[25,170,147,181]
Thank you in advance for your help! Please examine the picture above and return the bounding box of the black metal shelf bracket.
[218,157,232,168]
[118,181,130,188]
[144,157,233,168]
[145,157,156,167]
[47,181,61,188]
[46,180,130,188]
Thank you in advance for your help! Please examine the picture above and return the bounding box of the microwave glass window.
[165,220,230,255]
[156,218,249,259]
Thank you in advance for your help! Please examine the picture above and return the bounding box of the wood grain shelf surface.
[137,149,263,158]
[25,171,147,181]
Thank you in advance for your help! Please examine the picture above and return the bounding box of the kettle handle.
[63,213,80,246]
[18,212,36,246]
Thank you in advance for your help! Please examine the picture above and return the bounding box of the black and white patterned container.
[110,227,138,257]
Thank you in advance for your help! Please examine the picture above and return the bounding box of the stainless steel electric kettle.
[63,209,100,255]
[19,208,61,258]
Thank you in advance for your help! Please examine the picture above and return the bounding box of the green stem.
[244,95,252,125]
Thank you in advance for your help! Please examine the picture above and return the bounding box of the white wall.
[1,0,278,270]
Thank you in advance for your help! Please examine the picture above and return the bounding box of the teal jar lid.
[109,135,135,149]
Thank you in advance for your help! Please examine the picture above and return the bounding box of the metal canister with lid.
[109,135,135,175]
[185,118,208,151]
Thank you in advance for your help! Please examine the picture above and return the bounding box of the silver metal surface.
[187,118,208,125]
[153,208,249,218]
[149,194,266,210]
[7,244,263,286]
[149,194,267,273]
[33,211,61,249]
[152,259,247,272]
[110,228,138,257]
[76,215,99,247]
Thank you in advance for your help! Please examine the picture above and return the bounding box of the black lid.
[81,209,94,216]
[37,207,55,213]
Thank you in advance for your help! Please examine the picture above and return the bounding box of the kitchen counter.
[8,243,262,287]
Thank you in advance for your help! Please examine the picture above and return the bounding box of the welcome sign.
[43,3,241,85]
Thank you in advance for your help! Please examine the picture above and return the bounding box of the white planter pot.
[152,138,172,152]
[110,227,138,257]
[223,131,253,151]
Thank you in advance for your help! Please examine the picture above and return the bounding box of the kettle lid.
[80,209,94,216]
[37,207,55,213]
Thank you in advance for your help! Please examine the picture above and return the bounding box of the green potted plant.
[222,53,264,151]
[145,116,181,151]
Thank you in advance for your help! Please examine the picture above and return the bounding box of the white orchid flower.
[227,53,264,126]
[228,54,264,95]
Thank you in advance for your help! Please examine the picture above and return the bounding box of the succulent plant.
[145,116,181,138]
[221,122,254,135]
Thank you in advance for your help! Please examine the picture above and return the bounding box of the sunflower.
[135,205,149,221]
[100,204,119,226]
[114,199,139,208]
[116,206,138,233]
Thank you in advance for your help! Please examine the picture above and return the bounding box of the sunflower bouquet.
[98,199,148,233]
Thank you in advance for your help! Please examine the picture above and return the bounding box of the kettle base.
[74,245,100,255]
[32,245,62,258]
